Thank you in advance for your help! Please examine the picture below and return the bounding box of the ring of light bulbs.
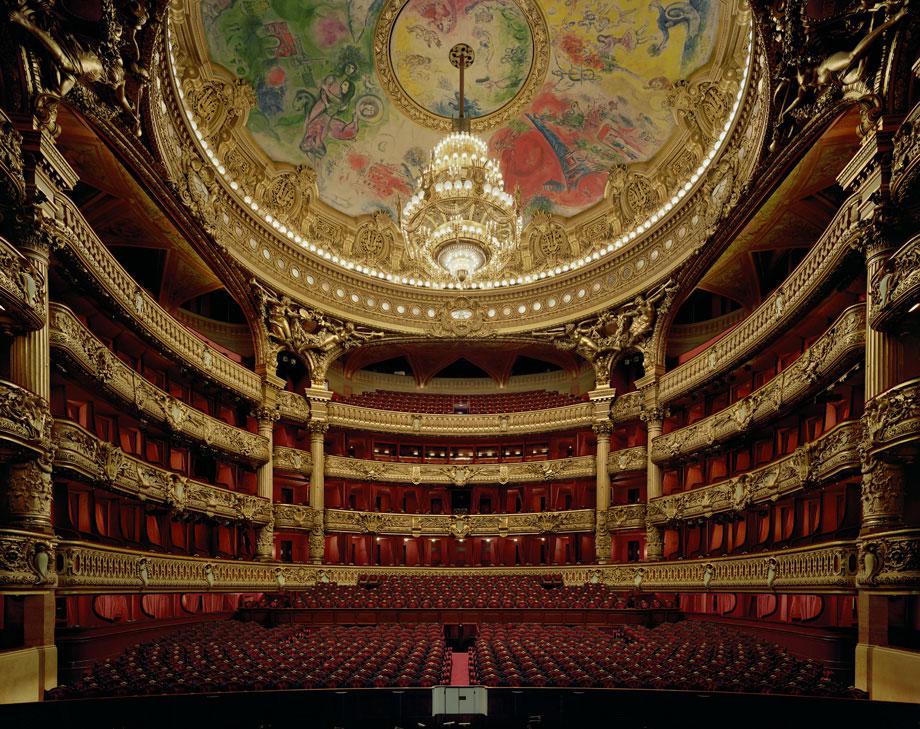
[167,19,753,292]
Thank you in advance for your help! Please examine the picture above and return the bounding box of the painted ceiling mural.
[200,0,720,219]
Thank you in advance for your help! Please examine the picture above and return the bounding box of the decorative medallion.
[374,0,549,132]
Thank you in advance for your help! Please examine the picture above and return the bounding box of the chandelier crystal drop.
[399,43,521,283]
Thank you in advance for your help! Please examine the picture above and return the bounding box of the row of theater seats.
[49,619,860,699]
[470,622,859,696]
[334,389,585,413]
[254,576,674,610]
[48,623,450,698]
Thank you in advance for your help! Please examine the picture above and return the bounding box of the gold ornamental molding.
[53,420,273,526]
[0,379,52,457]
[53,538,862,595]
[0,234,45,332]
[651,304,865,463]
[149,14,765,336]
[864,378,920,458]
[273,503,318,532]
[50,194,263,403]
[607,446,647,473]
[857,528,920,591]
[326,400,595,436]
[892,98,920,200]
[321,508,595,538]
[606,504,647,533]
[581,539,858,593]
[647,420,864,525]
[0,528,57,589]
[323,454,595,485]
[49,304,269,464]
[279,446,641,484]
[658,195,865,404]
[273,446,314,474]
[277,390,311,424]
[871,233,920,330]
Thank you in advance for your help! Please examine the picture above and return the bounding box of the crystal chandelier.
[400,44,521,283]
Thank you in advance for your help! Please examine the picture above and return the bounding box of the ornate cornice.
[864,378,920,458]
[53,420,272,525]
[49,194,262,402]
[326,400,595,436]
[0,379,52,456]
[658,197,865,403]
[606,504,648,533]
[54,538,859,594]
[0,234,45,332]
[870,233,920,331]
[652,304,865,463]
[49,304,269,464]
[647,420,864,525]
[321,509,595,538]
[857,528,920,590]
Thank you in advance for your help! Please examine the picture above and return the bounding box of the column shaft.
[594,424,611,564]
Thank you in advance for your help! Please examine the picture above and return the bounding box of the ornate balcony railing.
[0,235,44,331]
[49,304,269,464]
[326,400,596,436]
[610,392,643,423]
[606,504,647,532]
[277,390,310,423]
[53,420,272,525]
[275,447,641,483]
[864,378,920,457]
[857,528,920,590]
[53,539,860,594]
[608,446,647,473]
[0,379,51,455]
[51,193,262,402]
[870,233,920,330]
[658,194,864,403]
[323,454,595,485]
[647,420,864,525]
[892,98,920,198]
[321,509,596,538]
[651,304,865,463]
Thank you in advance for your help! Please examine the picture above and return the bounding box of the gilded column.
[865,235,903,400]
[593,421,612,564]
[308,421,329,564]
[9,231,50,401]
[254,405,279,561]
[641,408,665,561]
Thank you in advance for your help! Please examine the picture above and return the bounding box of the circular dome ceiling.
[194,0,730,220]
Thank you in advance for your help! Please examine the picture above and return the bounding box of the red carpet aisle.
[451,651,470,686]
